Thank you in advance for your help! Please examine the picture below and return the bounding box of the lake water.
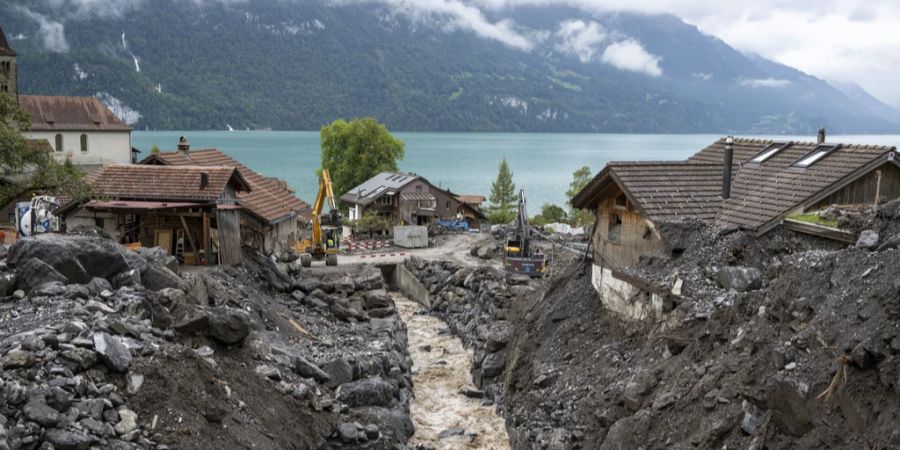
[133,131,900,211]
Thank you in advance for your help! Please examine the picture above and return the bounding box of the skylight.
[750,142,791,163]
[792,144,841,168]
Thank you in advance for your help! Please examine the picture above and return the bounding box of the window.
[80,134,88,153]
[750,142,791,163]
[792,144,841,168]
[446,201,450,209]
[379,195,393,206]
[415,184,423,192]
[614,193,627,208]
[608,213,623,242]
[0,85,6,93]
[54,134,64,152]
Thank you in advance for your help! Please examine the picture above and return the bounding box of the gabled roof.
[142,148,309,224]
[18,95,131,131]
[0,25,15,57]
[341,172,419,206]
[88,164,250,202]
[573,137,899,234]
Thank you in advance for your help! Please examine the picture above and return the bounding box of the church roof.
[0,25,15,57]
[18,95,131,131]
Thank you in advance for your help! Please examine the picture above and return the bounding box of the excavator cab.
[503,190,546,277]
[298,169,342,267]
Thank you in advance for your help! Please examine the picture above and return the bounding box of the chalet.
[341,172,481,226]
[572,133,900,320]
[58,164,251,265]
[141,138,311,255]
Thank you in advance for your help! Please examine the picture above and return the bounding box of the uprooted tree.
[320,117,405,207]
[488,157,517,224]
[0,93,90,207]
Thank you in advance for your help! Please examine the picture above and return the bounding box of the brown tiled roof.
[89,164,249,202]
[18,95,131,131]
[574,137,899,233]
[142,149,310,224]
[603,161,724,223]
[710,139,898,231]
[0,25,14,57]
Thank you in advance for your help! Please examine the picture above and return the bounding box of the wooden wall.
[591,183,665,269]
[217,209,241,265]
[812,163,900,209]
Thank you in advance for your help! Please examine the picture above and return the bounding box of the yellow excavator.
[296,169,342,267]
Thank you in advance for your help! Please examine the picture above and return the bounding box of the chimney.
[200,172,209,189]
[177,136,190,153]
[722,136,734,200]
[817,127,826,144]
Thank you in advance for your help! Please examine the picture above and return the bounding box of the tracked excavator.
[297,169,342,267]
[504,190,546,276]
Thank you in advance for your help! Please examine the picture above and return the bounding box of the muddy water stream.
[393,294,511,450]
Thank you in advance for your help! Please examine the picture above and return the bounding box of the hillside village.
[1,16,900,450]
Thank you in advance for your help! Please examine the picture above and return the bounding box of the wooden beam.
[179,215,201,264]
[202,213,210,266]
[782,219,856,243]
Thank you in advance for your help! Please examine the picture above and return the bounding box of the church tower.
[0,24,17,102]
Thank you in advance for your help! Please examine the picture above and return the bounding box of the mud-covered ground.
[502,200,900,449]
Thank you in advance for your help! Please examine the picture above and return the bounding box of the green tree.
[0,93,89,207]
[150,143,161,155]
[532,203,567,226]
[566,165,595,227]
[488,157,517,224]
[320,118,405,206]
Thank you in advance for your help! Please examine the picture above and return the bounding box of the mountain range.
[3,0,899,133]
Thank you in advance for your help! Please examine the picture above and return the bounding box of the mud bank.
[394,294,510,449]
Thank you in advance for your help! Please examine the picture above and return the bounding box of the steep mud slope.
[503,202,900,449]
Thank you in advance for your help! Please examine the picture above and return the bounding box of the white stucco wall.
[26,130,132,165]
[591,263,665,321]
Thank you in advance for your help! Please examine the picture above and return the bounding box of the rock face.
[718,266,763,292]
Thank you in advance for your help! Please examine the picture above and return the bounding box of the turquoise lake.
[133,131,900,211]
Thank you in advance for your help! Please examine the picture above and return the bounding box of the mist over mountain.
[3,0,899,133]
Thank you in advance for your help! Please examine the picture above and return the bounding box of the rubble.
[0,233,416,449]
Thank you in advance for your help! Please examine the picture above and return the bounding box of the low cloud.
[18,7,70,53]
[601,39,662,76]
[372,0,535,50]
[39,0,248,19]
[740,77,791,88]
[554,20,607,62]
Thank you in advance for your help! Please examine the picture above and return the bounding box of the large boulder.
[136,246,179,274]
[718,266,763,292]
[337,377,397,407]
[207,308,252,345]
[856,230,880,250]
[16,259,68,292]
[142,265,187,292]
[364,290,393,309]
[8,234,129,284]
[767,380,813,437]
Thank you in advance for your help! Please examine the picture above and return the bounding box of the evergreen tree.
[566,165,595,226]
[488,158,517,224]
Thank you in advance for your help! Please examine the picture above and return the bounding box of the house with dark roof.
[58,164,251,265]
[572,133,900,320]
[341,172,483,227]
[141,138,311,255]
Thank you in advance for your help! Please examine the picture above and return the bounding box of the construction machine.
[296,169,342,267]
[504,190,546,276]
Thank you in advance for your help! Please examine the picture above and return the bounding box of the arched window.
[80,134,88,153]
[55,134,63,152]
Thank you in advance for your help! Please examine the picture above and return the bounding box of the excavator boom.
[299,169,342,267]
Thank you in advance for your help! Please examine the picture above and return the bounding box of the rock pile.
[0,234,415,449]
